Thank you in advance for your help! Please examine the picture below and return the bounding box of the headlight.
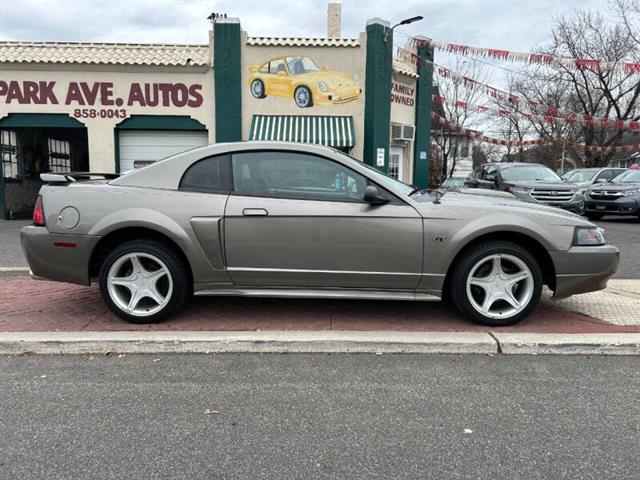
[573,227,606,246]
[623,189,640,196]
[352,74,360,84]
[507,185,532,195]
[319,81,329,92]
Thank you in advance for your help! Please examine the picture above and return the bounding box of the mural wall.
[240,33,367,159]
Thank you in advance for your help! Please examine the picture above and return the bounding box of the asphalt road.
[1,354,639,480]
[594,217,639,279]
[1,217,637,277]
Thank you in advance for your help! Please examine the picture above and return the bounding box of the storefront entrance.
[389,146,404,180]
[0,114,88,219]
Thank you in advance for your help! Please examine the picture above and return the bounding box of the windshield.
[501,165,561,182]
[613,170,640,183]
[336,151,415,196]
[286,57,320,75]
[562,169,598,182]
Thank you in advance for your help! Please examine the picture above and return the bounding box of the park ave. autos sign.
[0,80,204,119]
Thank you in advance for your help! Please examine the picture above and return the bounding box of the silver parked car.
[21,142,619,326]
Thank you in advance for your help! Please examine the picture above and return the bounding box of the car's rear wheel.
[449,241,543,326]
[250,79,266,99]
[99,240,188,324]
[294,86,313,108]
[586,212,604,220]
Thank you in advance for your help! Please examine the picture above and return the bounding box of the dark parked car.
[561,168,627,193]
[584,169,640,220]
[465,163,584,214]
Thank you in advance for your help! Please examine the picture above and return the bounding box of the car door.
[223,150,423,289]
[266,58,291,97]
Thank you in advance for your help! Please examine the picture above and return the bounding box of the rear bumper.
[20,226,100,286]
[551,245,619,299]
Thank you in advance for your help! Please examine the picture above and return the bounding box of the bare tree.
[511,11,640,167]
[613,0,640,47]
[433,58,490,178]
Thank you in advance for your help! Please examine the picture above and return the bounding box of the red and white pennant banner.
[432,95,640,131]
[396,46,640,129]
[408,38,640,74]
[431,111,640,153]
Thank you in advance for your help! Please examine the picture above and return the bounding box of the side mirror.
[485,174,497,183]
[363,185,389,205]
[596,178,608,184]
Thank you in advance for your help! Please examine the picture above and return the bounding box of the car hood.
[504,180,575,190]
[411,190,590,226]
[590,182,640,192]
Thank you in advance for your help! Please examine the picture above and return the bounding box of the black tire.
[586,212,604,221]
[448,241,543,326]
[99,240,189,324]
[250,79,266,99]
[294,86,313,108]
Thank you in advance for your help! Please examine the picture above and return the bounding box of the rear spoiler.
[40,172,120,184]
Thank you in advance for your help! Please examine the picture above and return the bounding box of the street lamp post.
[384,15,424,42]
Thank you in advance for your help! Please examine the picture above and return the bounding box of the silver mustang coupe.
[21,142,619,326]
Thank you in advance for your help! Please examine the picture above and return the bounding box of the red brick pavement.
[1,277,638,333]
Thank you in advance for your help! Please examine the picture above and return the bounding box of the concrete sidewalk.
[0,276,639,355]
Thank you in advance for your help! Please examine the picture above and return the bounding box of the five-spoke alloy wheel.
[99,240,188,323]
[449,241,543,326]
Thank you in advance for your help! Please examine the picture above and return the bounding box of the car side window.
[269,59,286,75]
[482,166,497,179]
[179,154,232,193]
[597,170,618,181]
[231,151,369,202]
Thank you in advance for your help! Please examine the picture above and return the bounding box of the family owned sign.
[0,80,204,108]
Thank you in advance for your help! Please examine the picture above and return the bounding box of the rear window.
[180,154,232,193]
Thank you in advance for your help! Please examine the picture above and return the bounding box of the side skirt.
[193,287,441,302]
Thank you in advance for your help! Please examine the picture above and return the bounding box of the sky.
[0,0,620,133]
[0,0,615,50]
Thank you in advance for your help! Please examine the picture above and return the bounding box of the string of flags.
[432,95,640,131]
[432,111,640,153]
[407,37,640,74]
[396,45,640,130]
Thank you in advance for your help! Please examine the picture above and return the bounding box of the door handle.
[242,208,268,216]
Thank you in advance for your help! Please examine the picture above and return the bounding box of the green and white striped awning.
[249,115,355,148]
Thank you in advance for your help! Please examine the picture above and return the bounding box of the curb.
[493,333,640,355]
[1,331,640,355]
[0,331,497,355]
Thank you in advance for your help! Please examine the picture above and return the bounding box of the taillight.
[33,195,45,226]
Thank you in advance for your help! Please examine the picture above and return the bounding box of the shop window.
[47,138,72,173]
[1,130,19,180]
[460,140,470,158]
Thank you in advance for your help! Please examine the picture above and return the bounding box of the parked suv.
[561,168,627,193]
[465,163,584,214]
[584,169,640,220]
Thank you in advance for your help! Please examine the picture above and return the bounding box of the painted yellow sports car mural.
[248,56,361,108]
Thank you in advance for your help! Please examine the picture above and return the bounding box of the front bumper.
[550,244,619,299]
[20,226,100,286]
[512,192,585,214]
[585,197,640,216]
[316,87,361,105]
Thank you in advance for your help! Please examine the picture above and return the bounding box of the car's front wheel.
[294,86,313,108]
[99,240,188,324]
[449,241,543,326]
